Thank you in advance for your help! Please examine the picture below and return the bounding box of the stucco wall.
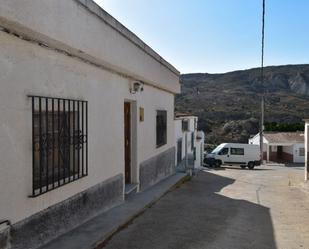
[305,123,309,180]
[0,0,180,94]
[11,174,123,249]
[194,131,205,168]
[293,143,305,163]
[0,31,175,225]
[175,117,196,163]
[139,147,175,191]
[249,134,268,150]
[175,119,183,144]
[283,145,293,154]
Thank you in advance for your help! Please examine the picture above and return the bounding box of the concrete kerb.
[93,173,191,249]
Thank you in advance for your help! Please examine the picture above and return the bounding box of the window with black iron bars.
[30,96,88,196]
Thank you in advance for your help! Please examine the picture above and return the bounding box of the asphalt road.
[102,165,309,249]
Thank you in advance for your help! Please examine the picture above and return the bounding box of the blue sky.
[94,0,309,74]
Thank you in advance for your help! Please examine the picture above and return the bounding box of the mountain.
[176,64,309,145]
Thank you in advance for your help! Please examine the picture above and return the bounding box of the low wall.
[139,147,176,191]
[268,152,293,163]
[281,152,293,163]
[10,174,123,249]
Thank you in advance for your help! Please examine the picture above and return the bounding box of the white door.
[294,145,305,163]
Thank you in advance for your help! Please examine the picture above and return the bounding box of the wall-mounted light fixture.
[130,81,144,94]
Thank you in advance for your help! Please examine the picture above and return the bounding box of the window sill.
[156,143,167,149]
[29,173,88,198]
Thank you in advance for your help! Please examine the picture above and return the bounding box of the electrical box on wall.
[140,107,144,122]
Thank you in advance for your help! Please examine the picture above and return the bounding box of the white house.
[304,120,309,180]
[174,114,205,171]
[0,1,180,249]
[249,132,304,164]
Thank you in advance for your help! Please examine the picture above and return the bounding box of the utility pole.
[260,96,264,161]
[260,0,266,162]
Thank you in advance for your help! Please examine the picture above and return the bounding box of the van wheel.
[241,165,246,169]
[247,162,255,170]
[215,160,222,168]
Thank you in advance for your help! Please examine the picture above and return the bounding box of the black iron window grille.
[156,110,167,148]
[30,96,88,197]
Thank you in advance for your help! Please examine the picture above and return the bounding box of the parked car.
[204,143,261,169]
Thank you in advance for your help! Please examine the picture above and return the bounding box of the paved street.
[102,165,309,249]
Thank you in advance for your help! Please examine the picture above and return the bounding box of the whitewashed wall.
[174,116,199,166]
[183,117,196,156]
[0,0,180,94]
[249,134,268,152]
[0,31,175,224]
[194,131,205,168]
[305,123,309,180]
[174,119,185,163]
[283,145,293,154]
[293,143,305,163]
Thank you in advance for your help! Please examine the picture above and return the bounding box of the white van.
[205,143,261,169]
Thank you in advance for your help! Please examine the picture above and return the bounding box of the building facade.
[0,1,180,248]
[249,132,304,164]
[175,114,205,171]
[304,120,309,180]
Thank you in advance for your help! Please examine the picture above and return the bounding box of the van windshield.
[211,145,224,154]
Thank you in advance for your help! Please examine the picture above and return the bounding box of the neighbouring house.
[175,114,205,171]
[249,132,304,164]
[0,1,180,249]
[304,120,309,180]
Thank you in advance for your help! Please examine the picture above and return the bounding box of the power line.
[261,0,266,80]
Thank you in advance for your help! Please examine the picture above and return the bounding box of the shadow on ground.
[204,165,274,171]
[102,171,277,249]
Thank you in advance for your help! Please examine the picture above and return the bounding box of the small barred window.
[30,96,88,196]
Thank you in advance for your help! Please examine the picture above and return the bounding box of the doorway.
[177,138,182,165]
[124,102,131,184]
[277,146,283,160]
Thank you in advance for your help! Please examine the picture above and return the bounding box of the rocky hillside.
[176,64,309,144]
